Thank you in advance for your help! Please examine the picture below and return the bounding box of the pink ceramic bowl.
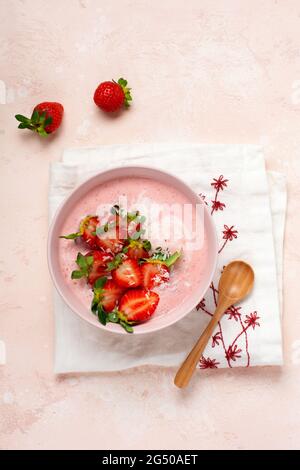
[48,166,217,335]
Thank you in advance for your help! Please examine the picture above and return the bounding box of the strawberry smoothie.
[58,176,208,324]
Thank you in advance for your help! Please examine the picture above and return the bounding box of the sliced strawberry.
[141,262,170,289]
[125,239,151,261]
[60,215,100,249]
[71,251,113,286]
[96,236,124,254]
[95,215,124,253]
[91,277,124,321]
[119,289,159,323]
[86,251,113,286]
[81,216,99,248]
[96,279,124,312]
[101,280,124,312]
[112,258,142,288]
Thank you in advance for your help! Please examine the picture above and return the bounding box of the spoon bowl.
[218,260,255,303]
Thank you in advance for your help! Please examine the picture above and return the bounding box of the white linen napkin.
[49,144,286,373]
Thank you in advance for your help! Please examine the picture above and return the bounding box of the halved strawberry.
[87,251,113,286]
[125,239,151,261]
[111,258,142,288]
[71,251,113,286]
[96,236,124,254]
[140,250,181,289]
[60,215,100,249]
[119,289,159,323]
[141,262,170,289]
[91,277,124,327]
[92,277,124,314]
[95,215,124,254]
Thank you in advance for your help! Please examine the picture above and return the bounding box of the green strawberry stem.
[71,253,93,280]
[117,78,132,107]
[15,110,52,137]
[60,232,81,240]
[144,250,181,268]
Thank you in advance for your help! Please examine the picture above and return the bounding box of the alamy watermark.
[95,197,205,251]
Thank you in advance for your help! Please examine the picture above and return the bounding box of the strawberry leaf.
[71,270,86,279]
[86,256,94,267]
[15,114,30,123]
[45,116,53,126]
[39,111,46,123]
[118,78,127,87]
[107,311,119,323]
[94,276,107,289]
[76,252,89,270]
[59,232,81,240]
[163,251,181,267]
[120,320,134,333]
[142,239,151,251]
[97,305,107,325]
[91,298,99,314]
[117,77,132,107]
[107,253,124,271]
[31,110,40,124]
[147,250,181,267]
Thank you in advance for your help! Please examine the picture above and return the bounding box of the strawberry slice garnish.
[95,215,124,254]
[140,250,181,289]
[125,239,151,261]
[91,277,124,318]
[86,251,113,286]
[71,251,113,286]
[96,237,124,254]
[60,215,100,249]
[111,258,142,288]
[119,289,159,323]
[141,262,170,289]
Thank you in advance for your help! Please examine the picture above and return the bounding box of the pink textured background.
[1,0,300,450]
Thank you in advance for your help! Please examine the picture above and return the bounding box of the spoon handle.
[174,305,225,388]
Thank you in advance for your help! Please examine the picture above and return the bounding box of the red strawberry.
[93,78,132,112]
[95,213,125,253]
[81,216,100,249]
[60,215,100,249]
[112,259,142,288]
[141,262,170,289]
[126,239,151,261]
[92,277,124,316]
[97,279,124,312]
[15,102,64,136]
[119,289,159,323]
[97,236,124,254]
[86,251,113,286]
[101,280,124,312]
[71,251,113,286]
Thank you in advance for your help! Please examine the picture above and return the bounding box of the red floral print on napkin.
[197,175,261,369]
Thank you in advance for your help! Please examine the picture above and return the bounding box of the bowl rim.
[47,165,218,335]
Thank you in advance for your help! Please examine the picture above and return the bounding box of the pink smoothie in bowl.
[48,166,218,335]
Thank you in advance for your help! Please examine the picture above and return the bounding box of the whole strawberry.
[15,102,64,136]
[93,78,132,112]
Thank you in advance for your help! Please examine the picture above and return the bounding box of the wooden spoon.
[174,260,254,388]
